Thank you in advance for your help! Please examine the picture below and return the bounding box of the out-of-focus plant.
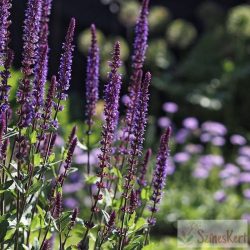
[154,102,250,232]
[119,0,140,27]
[148,6,171,33]
[227,5,250,38]
[166,19,197,49]
[146,39,173,70]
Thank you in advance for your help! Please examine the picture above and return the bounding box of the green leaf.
[30,131,37,144]
[77,141,87,150]
[111,167,122,178]
[0,180,13,193]
[135,217,147,231]
[101,210,110,225]
[1,165,25,193]
[27,180,42,195]
[0,215,9,242]
[85,175,98,185]
[33,153,41,167]
[104,188,112,207]
[48,153,55,162]
[127,212,136,228]
[142,243,156,250]
[141,187,151,201]
[60,211,72,231]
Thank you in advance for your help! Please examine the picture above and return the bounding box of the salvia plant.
[0,0,171,249]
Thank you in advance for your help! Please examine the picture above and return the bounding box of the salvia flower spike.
[85,24,100,127]
[0,0,11,65]
[99,41,122,171]
[16,0,42,128]
[138,148,152,189]
[0,48,14,114]
[57,17,75,105]
[148,127,171,226]
[125,0,150,136]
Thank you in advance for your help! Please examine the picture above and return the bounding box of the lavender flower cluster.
[0,0,172,249]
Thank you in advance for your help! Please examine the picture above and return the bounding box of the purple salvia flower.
[1,138,9,161]
[52,191,62,219]
[138,148,152,188]
[0,0,11,65]
[33,0,52,93]
[128,189,138,214]
[132,0,149,71]
[16,0,42,128]
[99,41,122,171]
[41,75,56,130]
[47,133,57,157]
[21,0,42,77]
[56,18,75,104]
[125,0,149,137]
[85,24,99,127]
[32,44,48,118]
[0,114,6,157]
[148,127,171,226]
[67,125,77,148]
[39,0,52,47]
[121,71,150,215]
[0,48,14,113]
[88,42,122,216]
[64,137,77,170]
[41,239,52,250]
[129,72,151,157]
[107,211,116,229]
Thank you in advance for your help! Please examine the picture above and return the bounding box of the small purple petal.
[182,117,198,130]
[163,102,178,113]
[230,134,247,146]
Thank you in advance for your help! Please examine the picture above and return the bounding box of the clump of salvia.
[0,0,171,249]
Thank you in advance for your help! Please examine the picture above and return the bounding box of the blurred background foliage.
[8,0,250,248]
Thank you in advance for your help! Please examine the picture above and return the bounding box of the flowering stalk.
[40,135,77,249]
[99,210,116,248]
[147,127,171,233]
[112,0,150,201]
[42,18,75,167]
[16,0,42,128]
[119,72,151,250]
[138,148,152,191]
[124,0,149,139]
[0,0,12,66]
[79,42,122,248]
[85,24,99,175]
[62,207,79,248]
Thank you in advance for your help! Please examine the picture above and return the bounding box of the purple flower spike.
[149,127,171,225]
[99,42,122,170]
[21,0,42,77]
[0,114,6,155]
[138,148,152,188]
[64,137,77,170]
[85,24,99,126]
[16,0,42,128]
[107,211,116,229]
[129,72,151,158]
[125,0,150,139]
[52,191,62,219]
[33,44,48,117]
[57,18,76,104]
[0,0,11,65]
[132,0,149,71]
[0,48,14,113]
[39,0,52,47]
